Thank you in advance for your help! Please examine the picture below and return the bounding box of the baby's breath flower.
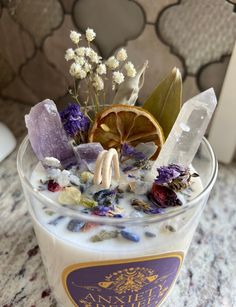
[124,61,137,77]
[113,71,124,85]
[69,63,87,79]
[69,63,81,77]
[106,56,119,70]
[116,48,127,61]
[93,74,104,91]
[96,63,106,75]
[86,48,101,64]
[84,62,92,73]
[79,69,87,79]
[74,56,85,66]
[75,47,86,57]
[86,28,96,42]
[70,31,81,44]
[65,48,75,61]
[85,47,92,56]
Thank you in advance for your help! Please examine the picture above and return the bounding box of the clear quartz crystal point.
[153,88,217,169]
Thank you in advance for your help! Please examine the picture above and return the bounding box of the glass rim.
[17,136,218,225]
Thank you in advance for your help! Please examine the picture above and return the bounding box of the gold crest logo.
[98,267,158,294]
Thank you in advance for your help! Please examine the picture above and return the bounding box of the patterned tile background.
[0,0,236,108]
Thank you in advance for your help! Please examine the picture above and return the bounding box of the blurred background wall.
[0,0,236,130]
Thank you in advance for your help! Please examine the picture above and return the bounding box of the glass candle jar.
[17,136,217,307]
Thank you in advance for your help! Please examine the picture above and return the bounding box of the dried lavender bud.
[60,103,90,139]
[131,199,163,214]
[155,164,193,192]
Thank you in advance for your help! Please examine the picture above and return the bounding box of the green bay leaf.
[143,67,182,138]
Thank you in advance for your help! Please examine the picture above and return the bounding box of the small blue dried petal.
[144,231,156,238]
[112,214,123,218]
[67,219,85,232]
[121,230,140,242]
[48,216,65,226]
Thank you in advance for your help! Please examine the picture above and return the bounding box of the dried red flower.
[47,180,61,192]
[149,183,182,208]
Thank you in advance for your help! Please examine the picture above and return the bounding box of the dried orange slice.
[88,105,164,159]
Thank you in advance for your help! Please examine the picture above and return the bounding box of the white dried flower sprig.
[116,48,127,61]
[112,71,125,88]
[106,56,119,70]
[65,28,137,113]
[70,31,81,44]
[125,61,137,78]
[86,28,96,42]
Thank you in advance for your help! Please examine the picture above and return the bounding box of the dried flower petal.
[155,164,189,185]
[60,103,90,139]
[93,189,117,206]
[121,143,146,161]
[82,222,97,232]
[149,183,182,208]
[131,199,163,214]
[48,180,61,192]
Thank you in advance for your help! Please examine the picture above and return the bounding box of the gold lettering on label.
[113,296,125,304]
[84,293,96,302]
[98,295,112,304]
[134,293,145,302]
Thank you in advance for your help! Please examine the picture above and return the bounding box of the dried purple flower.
[121,143,146,161]
[92,205,110,216]
[155,164,193,191]
[149,183,182,208]
[93,189,117,206]
[60,103,90,140]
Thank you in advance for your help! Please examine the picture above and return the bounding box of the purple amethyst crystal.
[73,142,103,171]
[25,99,76,167]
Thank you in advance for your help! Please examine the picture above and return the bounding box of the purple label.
[62,252,183,307]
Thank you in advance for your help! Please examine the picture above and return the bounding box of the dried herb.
[90,230,119,242]
[131,199,163,214]
[143,67,182,138]
[144,231,156,238]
